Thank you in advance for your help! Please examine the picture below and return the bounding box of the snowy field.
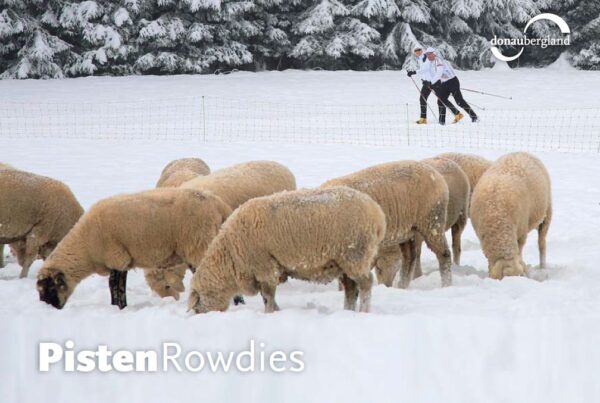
[1,67,600,403]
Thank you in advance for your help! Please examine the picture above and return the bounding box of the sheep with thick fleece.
[470,152,552,279]
[156,158,210,188]
[322,161,452,289]
[437,152,491,195]
[413,157,470,277]
[188,187,386,314]
[36,188,231,309]
[0,169,83,277]
[144,160,297,299]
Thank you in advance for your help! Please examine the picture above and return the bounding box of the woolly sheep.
[470,152,552,279]
[36,188,232,309]
[187,187,386,314]
[437,152,492,195]
[0,169,83,278]
[144,160,297,299]
[413,157,470,277]
[156,158,210,188]
[322,161,452,289]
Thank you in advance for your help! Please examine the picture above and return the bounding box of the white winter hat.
[413,45,423,52]
[424,47,436,54]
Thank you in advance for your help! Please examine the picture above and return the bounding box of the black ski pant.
[436,77,477,123]
[420,80,459,119]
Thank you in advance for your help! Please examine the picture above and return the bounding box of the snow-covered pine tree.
[61,0,138,76]
[0,0,76,79]
[243,0,304,70]
[290,0,381,69]
[370,0,430,70]
[348,0,401,69]
[134,0,254,74]
[564,0,600,70]
[425,0,540,69]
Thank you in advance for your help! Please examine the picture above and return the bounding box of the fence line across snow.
[1,96,599,153]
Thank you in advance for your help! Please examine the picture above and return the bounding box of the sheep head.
[144,269,185,300]
[187,289,230,314]
[36,268,73,309]
[489,257,527,280]
[154,281,184,300]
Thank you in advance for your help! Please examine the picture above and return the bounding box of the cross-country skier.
[423,47,478,125]
[407,45,458,125]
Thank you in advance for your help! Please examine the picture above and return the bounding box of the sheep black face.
[37,270,71,309]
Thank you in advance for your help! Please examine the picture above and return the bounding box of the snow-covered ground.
[1,68,600,403]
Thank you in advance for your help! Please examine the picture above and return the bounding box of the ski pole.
[409,75,438,120]
[461,88,512,100]
[467,101,486,111]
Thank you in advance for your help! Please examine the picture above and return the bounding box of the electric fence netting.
[1,96,599,153]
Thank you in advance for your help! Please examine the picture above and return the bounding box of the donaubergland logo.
[491,13,571,62]
[39,340,305,373]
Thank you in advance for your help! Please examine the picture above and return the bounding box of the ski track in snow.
[1,69,600,403]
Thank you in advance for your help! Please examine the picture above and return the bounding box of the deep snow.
[1,69,600,403]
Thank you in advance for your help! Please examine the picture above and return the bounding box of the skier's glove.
[407,70,416,77]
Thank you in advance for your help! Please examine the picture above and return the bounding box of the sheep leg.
[422,231,452,287]
[413,234,424,279]
[398,240,417,289]
[109,270,128,309]
[356,273,373,313]
[260,283,279,313]
[13,238,40,279]
[339,274,359,311]
[538,214,551,269]
[0,244,4,268]
[451,213,468,266]
[517,236,528,277]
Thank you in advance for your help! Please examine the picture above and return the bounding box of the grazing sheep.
[156,158,210,188]
[0,169,83,278]
[470,152,552,279]
[413,157,470,277]
[188,187,386,314]
[437,152,492,195]
[36,188,231,309]
[144,160,297,299]
[322,161,452,289]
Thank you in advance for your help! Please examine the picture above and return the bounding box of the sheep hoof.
[233,295,245,305]
[109,270,128,309]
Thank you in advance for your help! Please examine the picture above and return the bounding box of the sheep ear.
[187,291,200,313]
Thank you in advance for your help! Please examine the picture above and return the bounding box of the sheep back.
[181,160,296,209]
[437,152,492,194]
[321,161,449,246]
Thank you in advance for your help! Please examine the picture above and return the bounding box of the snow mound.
[546,52,576,71]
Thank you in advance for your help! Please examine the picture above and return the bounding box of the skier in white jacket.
[423,47,478,125]
[407,45,458,124]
